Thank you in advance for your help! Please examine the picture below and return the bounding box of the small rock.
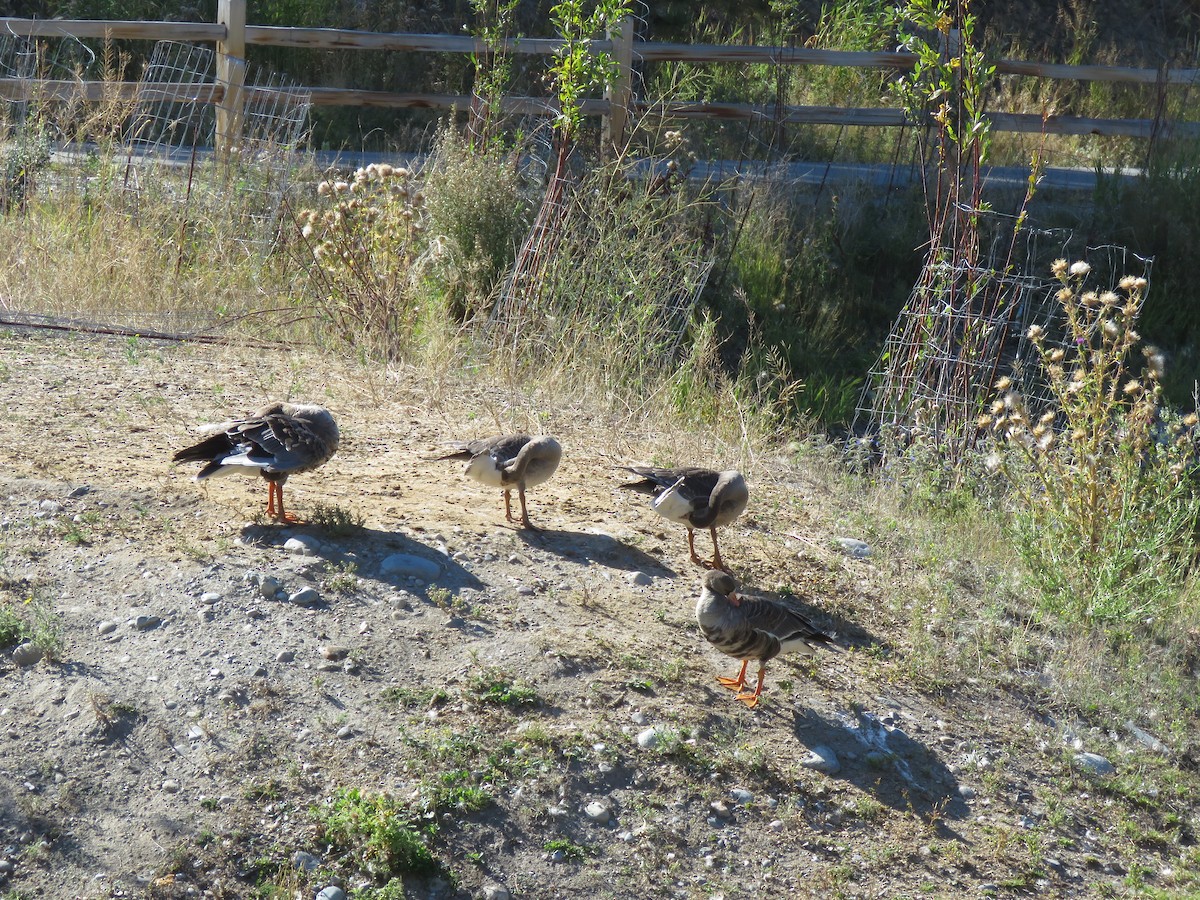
[1073,752,1115,776]
[288,587,322,608]
[833,537,871,558]
[68,485,91,498]
[258,576,282,599]
[336,725,353,740]
[284,535,323,556]
[134,615,162,631]
[482,884,511,900]
[1125,720,1169,755]
[799,745,840,774]
[626,571,653,586]
[730,788,754,805]
[380,553,440,581]
[319,645,350,661]
[39,500,62,515]
[630,711,649,726]
[292,850,320,872]
[276,650,295,663]
[11,643,43,667]
[959,785,976,799]
[584,801,611,824]
[97,621,117,635]
[636,727,662,749]
[199,592,221,605]
[315,887,346,900]
[160,779,181,793]
[709,800,733,820]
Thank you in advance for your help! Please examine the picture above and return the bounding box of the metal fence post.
[216,0,246,163]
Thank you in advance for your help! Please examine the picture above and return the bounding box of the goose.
[438,434,562,529]
[695,569,834,709]
[618,466,748,570]
[172,402,339,523]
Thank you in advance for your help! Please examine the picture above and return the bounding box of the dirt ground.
[0,330,1192,899]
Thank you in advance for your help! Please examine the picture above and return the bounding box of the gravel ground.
[0,331,1192,899]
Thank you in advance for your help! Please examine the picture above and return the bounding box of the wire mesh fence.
[119,40,311,250]
[852,210,1153,469]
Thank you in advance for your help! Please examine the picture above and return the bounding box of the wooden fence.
[2,0,1199,159]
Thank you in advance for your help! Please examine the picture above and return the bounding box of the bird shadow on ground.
[517,527,677,576]
[791,705,970,834]
[239,523,485,592]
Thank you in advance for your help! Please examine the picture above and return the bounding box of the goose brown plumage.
[438,434,562,529]
[172,402,339,523]
[695,569,834,709]
[618,466,748,570]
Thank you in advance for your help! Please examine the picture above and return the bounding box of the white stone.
[380,553,441,581]
[584,801,611,824]
[284,535,323,556]
[799,745,840,774]
[636,727,662,749]
[11,642,43,667]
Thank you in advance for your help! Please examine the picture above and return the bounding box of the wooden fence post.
[216,0,246,163]
[603,16,633,155]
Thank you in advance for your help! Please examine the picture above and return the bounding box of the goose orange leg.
[687,528,707,567]
[708,525,729,572]
[267,481,301,524]
[517,483,537,530]
[503,489,516,523]
[717,659,750,692]
[734,665,768,708]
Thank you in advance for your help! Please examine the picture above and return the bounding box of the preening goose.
[695,569,834,709]
[438,434,562,529]
[618,466,748,570]
[173,402,339,523]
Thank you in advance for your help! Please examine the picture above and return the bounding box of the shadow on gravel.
[240,523,485,592]
[792,706,970,830]
[517,527,677,575]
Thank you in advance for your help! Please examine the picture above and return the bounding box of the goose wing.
[438,433,531,463]
[738,596,833,655]
[619,466,717,501]
[236,404,337,474]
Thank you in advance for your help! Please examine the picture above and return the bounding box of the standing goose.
[438,434,562,529]
[173,402,339,523]
[696,569,834,709]
[619,466,748,571]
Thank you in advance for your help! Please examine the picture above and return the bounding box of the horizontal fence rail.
[2,8,1198,153]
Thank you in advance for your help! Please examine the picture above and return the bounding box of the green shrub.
[421,129,531,321]
[0,594,63,659]
[988,259,1200,632]
[311,787,440,880]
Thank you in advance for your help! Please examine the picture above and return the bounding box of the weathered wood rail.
[2,2,1198,155]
